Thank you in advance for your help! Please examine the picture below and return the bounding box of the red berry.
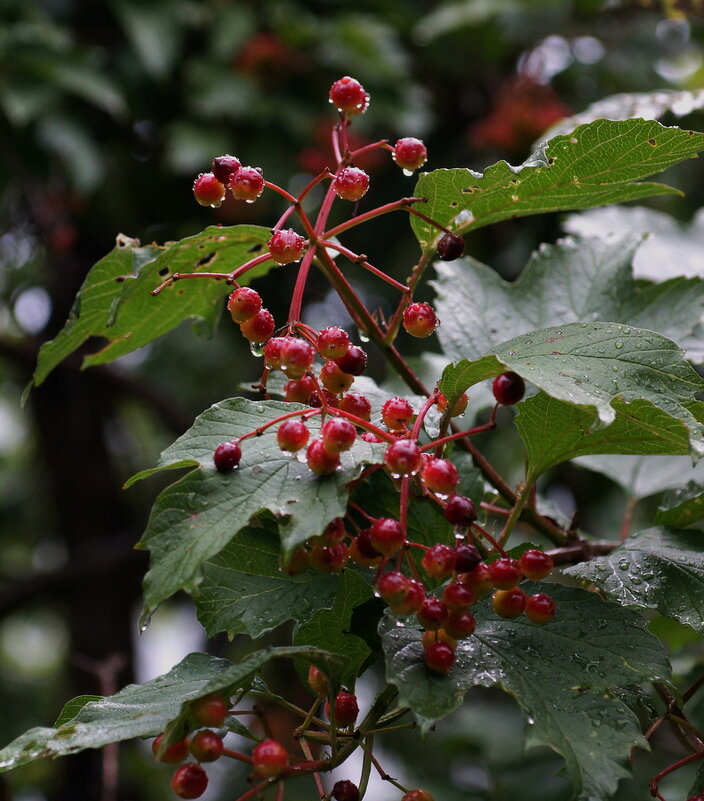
[381,397,414,431]
[252,739,288,778]
[424,640,455,674]
[213,441,241,472]
[350,530,382,567]
[308,665,327,694]
[454,542,481,572]
[393,137,428,172]
[402,302,437,338]
[519,549,554,581]
[369,517,406,557]
[437,391,468,417]
[445,496,477,527]
[417,597,449,630]
[422,629,457,650]
[310,542,348,573]
[334,345,368,376]
[421,458,459,496]
[489,557,522,589]
[321,418,357,453]
[376,571,410,604]
[191,693,229,727]
[384,439,422,477]
[339,392,372,422]
[492,587,527,618]
[360,431,382,443]
[421,544,457,579]
[436,232,466,261]
[228,287,262,324]
[277,419,309,452]
[308,388,340,409]
[152,733,190,763]
[171,764,208,798]
[460,563,493,596]
[334,166,370,201]
[332,779,360,801]
[280,338,315,379]
[306,439,341,475]
[492,372,526,405]
[525,592,557,624]
[281,547,310,576]
[240,308,275,342]
[329,76,369,115]
[193,172,226,207]
[317,327,350,360]
[403,790,435,801]
[321,517,346,544]
[320,361,355,394]
[229,166,264,201]
[444,611,476,639]
[328,691,359,728]
[392,578,426,614]
[211,154,241,185]
[190,730,224,762]
[263,336,288,370]
[268,228,306,264]
[442,581,475,612]
[284,375,316,404]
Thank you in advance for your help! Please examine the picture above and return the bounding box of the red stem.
[228,252,276,283]
[471,522,507,556]
[317,240,410,294]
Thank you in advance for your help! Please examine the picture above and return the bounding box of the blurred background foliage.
[1,0,704,799]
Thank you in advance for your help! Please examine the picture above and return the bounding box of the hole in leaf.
[158,267,170,276]
[647,138,657,146]
[195,252,216,268]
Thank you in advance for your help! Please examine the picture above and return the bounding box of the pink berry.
[306,438,341,475]
[229,166,265,201]
[437,232,466,261]
[393,137,428,171]
[321,418,357,453]
[251,739,288,778]
[369,517,405,557]
[280,337,315,379]
[421,458,459,495]
[334,166,370,202]
[444,495,477,527]
[284,375,316,404]
[334,344,368,376]
[227,286,262,323]
[421,544,457,579]
[403,302,437,338]
[263,335,288,370]
[329,76,369,115]
[277,419,309,452]
[381,397,414,431]
[384,439,422,476]
[190,730,224,762]
[360,431,382,443]
[171,764,208,798]
[268,228,306,264]
[424,641,455,674]
[213,441,241,472]
[317,327,350,360]
[525,592,557,624]
[488,557,522,589]
[240,308,275,342]
[339,392,372,421]
[193,172,226,207]
[211,154,241,185]
[492,372,525,405]
[519,549,554,581]
[320,361,355,394]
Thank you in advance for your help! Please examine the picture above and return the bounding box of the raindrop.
[250,342,266,357]
[403,169,414,177]
[615,340,624,349]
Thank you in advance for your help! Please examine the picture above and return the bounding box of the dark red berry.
[339,392,372,421]
[320,361,355,394]
[308,664,327,694]
[436,232,466,261]
[213,441,241,472]
[454,542,481,573]
[525,592,557,624]
[492,371,526,405]
[445,496,477,527]
[334,166,370,201]
[460,563,493,596]
[240,308,275,342]
[403,302,437,338]
[310,542,348,573]
[442,581,475,611]
[519,549,554,581]
[171,764,208,798]
[393,137,428,172]
[424,640,455,674]
[381,397,414,431]
[326,691,359,728]
[190,730,224,762]
[489,557,522,589]
[352,529,382,565]
[268,228,306,264]
[229,166,264,201]
[211,154,241,185]
[444,611,476,639]
[228,287,262,323]
[284,375,316,404]
[193,172,225,207]
[308,388,340,409]
[192,694,229,727]
[376,571,410,604]
[317,327,350,360]
[436,391,468,417]
[369,517,405,557]
[332,779,361,801]
[321,418,357,453]
[321,518,346,544]
[334,345,368,376]
[417,597,449,630]
[421,458,459,496]
[421,544,457,579]
[329,76,369,115]
[384,439,422,477]
[280,337,315,379]
[277,419,309,452]
[252,739,288,778]
[492,587,527,618]
[152,733,190,763]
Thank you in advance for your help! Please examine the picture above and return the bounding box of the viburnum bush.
[4,77,704,801]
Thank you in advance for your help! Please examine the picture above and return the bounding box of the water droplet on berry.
[245,199,255,204]
[402,168,415,177]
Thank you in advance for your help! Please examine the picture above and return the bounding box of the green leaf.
[130,399,385,622]
[656,481,704,528]
[293,570,375,688]
[411,119,704,246]
[541,88,704,143]
[33,225,272,385]
[439,321,704,465]
[53,696,102,727]
[380,584,670,801]
[195,521,340,639]
[566,527,704,633]
[431,235,704,366]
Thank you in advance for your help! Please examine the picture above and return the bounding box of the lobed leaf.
[656,481,704,528]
